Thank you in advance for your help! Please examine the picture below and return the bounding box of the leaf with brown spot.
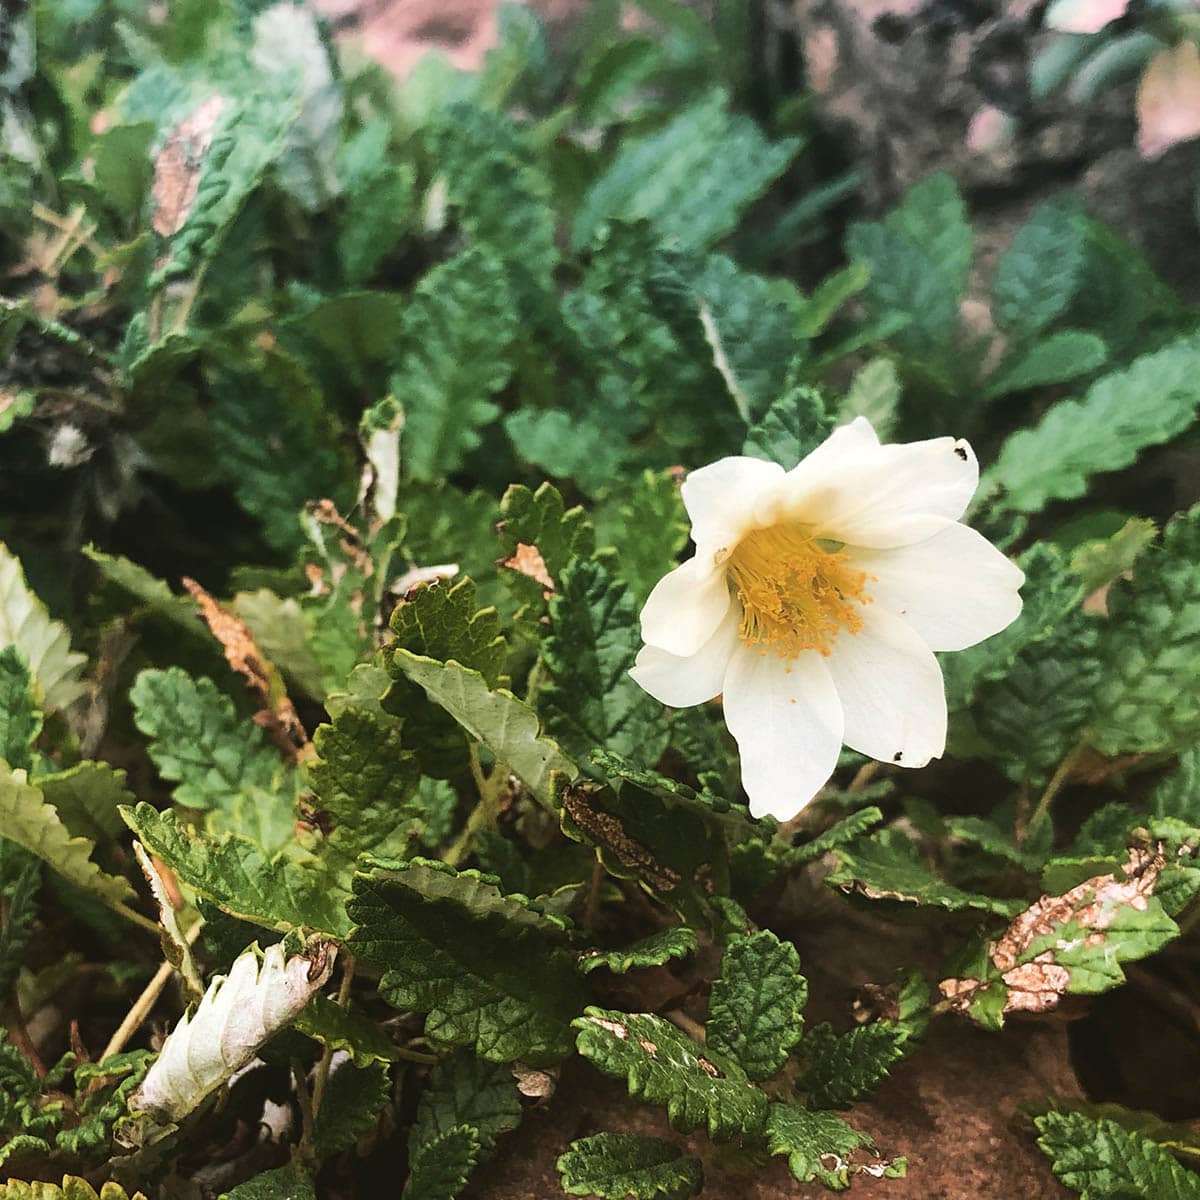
[152,95,227,237]
[500,542,553,594]
[939,845,1183,1027]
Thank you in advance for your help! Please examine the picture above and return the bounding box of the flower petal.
[824,606,947,769]
[640,553,731,658]
[721,645,844,821]
[629,605,740,708]
[851,520,1024,652]
[681,456,785,550]
[767,431,979,549]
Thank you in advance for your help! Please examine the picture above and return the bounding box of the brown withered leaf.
[152,95,226,237]
[940,844,1169,1018]
[182,577,310,761]
[501,542,553,595]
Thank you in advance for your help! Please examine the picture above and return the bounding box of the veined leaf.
[593,470,688,609]
[578,928,698,976]
[0,647,39,771]
[0,543,86,710]
[537,558,669,766]
[557,1133,703,1200]
[393,652,576,805]
[311,1061,390,1160]
[987,334,1200,513]
[390,579,506,688]
[992,198,1087,336]
[0,1180,146,1200]
[121,803,352,938]
[409,1049,522,1160]
[292,993,399,1067]
[573,1008,769,1139]
[395,248,516,481]
[765,1103,901,1189]
[402,1126,481,1200]
[496,482,594,606]
[743,381,832,470]
[707,931,806,1082]
[796,1023,907,1109]
[219,1164,316,1200]
[348,858,586,1065]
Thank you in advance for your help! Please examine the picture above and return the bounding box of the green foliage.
[390,580,506,687]
[706,931,806,1081]
[574,1008,769,1139]
[220,1165,316,1200]
[765,1103,898,1190]
[348,858,586,1065]
[409,1050,522,1160]
[988,336,1200,513]
[573,89,799,252]
[0,649,39,772]
[1036,1110,1200,1200]
[593,470,688,608]
[312,1061,391,1160]
[992,198,1087,337]
[557,1133,703,1200]
[0,1181,145,1200]
[828,830,1025,917]
[578,928,699,975]
[742,383,832,470]
[796,1024,907,1109]
[537,558,669,766]
[122,803,351,937]
[395,249,517,481]
[402,1126,481,1200]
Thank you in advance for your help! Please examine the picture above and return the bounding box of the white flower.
[630,417,1024,821]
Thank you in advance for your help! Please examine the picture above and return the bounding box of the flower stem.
[1024,743,1087,842]
[443,744,507,867]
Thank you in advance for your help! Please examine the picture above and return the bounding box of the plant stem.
[665,1010,707,1044]
[292,1059,316,1158]
[1024,743,1087,841]
[308,955,355,1128]
[101,921,203,1061]
[4,1001,46,1077]
[443,745,507,867]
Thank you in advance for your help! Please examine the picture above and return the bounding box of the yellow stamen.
[725,523,872,658]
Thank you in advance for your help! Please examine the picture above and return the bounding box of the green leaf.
[573,1007,769,1138]
[347,858,586,1065]
[690,254,800,423]
[557,1133,703,1200]
[393,652,577,805]
[402,1125,481,1200]
[151,89,296,286]
[1086,506,1200,754]
[537,558,669,766]
[992,198,1087,336]
[1152,747,1200,826]
[390,579,506,688]
[1070,517,1158,595]
[786,807,885,867]
[707,931,805,1082]
[0,839,39,998]
[497,482,595,599]
[988,335,1200,513]
[742,383,832,470]
[0,543,87,711]
[1036,1111,1200,1200]
[0,1180,146,1200]
[797,1023,907,1109]
[337,119,414,283]
[434,104,558,298]
[292,992,401,1067]
[308,704,421,867]
[885,173,972,300]
[573,89,799,252]
[504,408,627,499]
[593,470,688,608]
[828,830,1024,917]
[83,546,199,637]
[396,248,517,481]
[409,1049,522,1160]
[39,762,132,845]
[232,589,328,699]
[578,927,699,975]
[0,764,138,914]
[129,668,296,852]
[312,1061,390,1160]
[940,847,1181,1028]
[0,647,39,771]
[219,1164,316,1200]
[983,330,1107,399]
[122,803,351,938]
[839,358,899,440]
[765,1103,891,1190]
[968,608,1103,784]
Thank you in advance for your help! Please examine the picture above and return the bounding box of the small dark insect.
[954,445,968,461]
[893,751,904,763]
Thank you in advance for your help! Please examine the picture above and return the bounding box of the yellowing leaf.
[1138,42,1200,161]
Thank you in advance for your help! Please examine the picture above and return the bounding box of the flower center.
[725,523,872,658]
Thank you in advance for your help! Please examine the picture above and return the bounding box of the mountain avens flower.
[630,417,1024,820]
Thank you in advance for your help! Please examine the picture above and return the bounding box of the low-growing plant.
[0,2,1199,1198]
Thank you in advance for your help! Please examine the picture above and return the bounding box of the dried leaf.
[151,95,226,237]
[501,542,553,595]
[182,578,309,761]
